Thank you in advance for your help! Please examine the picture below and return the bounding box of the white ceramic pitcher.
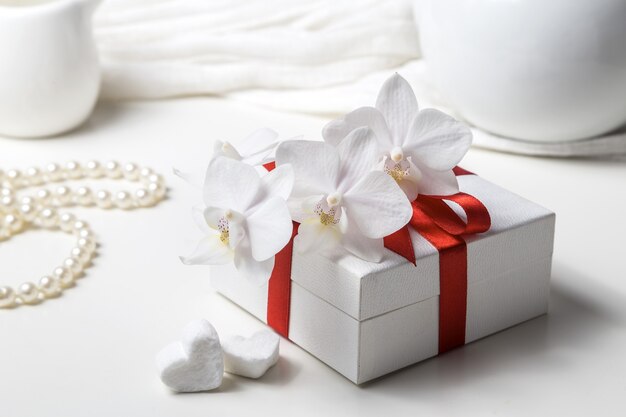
[0,0,101,138]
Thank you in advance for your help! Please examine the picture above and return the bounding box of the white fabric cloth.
[96,0,419,99]
[95,0,626,157]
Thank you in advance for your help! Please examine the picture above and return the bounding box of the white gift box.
[211,174,555,384]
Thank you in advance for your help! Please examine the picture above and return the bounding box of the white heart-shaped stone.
[223,329,280,379]
[156,319,224,392]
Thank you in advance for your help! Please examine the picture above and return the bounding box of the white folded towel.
[95,0,626,157]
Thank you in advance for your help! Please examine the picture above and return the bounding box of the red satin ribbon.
[265,163,491,354]
[266,222,299,338]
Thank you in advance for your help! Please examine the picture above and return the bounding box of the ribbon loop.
[413,192,491,237]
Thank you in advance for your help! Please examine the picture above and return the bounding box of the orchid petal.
[287,195,322,223]
[173,167,203,189]
[192,206,216,232]
[234,245,275,285]
[336,127,381,192]
[397,157,422,201]
[375,74,418,145]
[344,171,412,238]
[275,140,340,197]
[214,140,243,160]
[341,222,385,262]
[241,149,276,166]
[322,106,392,148]
[203,157,260,213]
[404,109,472,170]
[296,220,342,254]
[180,235,233,265]
[258,163,294,202]
[417,167,459,196]
[237,128,279,156]
[398,180,419,202]
[246,197,293,261]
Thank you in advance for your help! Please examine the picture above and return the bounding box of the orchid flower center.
[326,192,342,208]
[384,159,410,183]
[390,147,404,163]
[221,142,233,153]
[217,211,232,246]
[314,198,341,226]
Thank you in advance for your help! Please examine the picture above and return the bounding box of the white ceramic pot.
[416,0,626,142]
[0,0,101,138]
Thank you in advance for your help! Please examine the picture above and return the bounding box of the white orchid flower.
[180,157,295,284]
[276,127,412,263]
[174,128,282,187]
[323,74,472,200]
[213,128,280,166]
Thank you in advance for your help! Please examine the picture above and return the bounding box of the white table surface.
[1,98,625,417]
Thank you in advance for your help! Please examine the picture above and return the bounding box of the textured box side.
[212,253,553,384]
[356,255,553,384]
[465,256,552,343]
[357,296,439,384]
[211,267,362,383]
[288,283,361,382]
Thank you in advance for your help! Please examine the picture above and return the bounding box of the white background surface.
[1,98,625,416]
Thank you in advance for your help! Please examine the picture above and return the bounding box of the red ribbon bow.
[264,163,491,354]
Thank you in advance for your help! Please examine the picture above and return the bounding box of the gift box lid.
[290,174,555,322]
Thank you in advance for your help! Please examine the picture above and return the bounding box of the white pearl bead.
[20,196,35,206]
[36,188,53,205]
[146,173,163,185]
[58,213,76,233]
[0,286,15,308]
[19,204,36,222]
[77,237,96,254]
[135,188,154,207]
[39,275,61,297]
[105,161,123,179]
[72,220,89,234]
[95,190,113,209]
[6,169,23,188]
[114,191,133,209]
[63,257,83,275]
[123,163,140,181]
[1,187,12,197]
[53,266,74,288]
[45,163,63,182]
[55,186,72,206]
[18,282,39,304]
[0,195,15,208]
[3,213,23,233]
[78,228,94,240]
[71,247,91,264]
[139,167,153,179]
[74,186,93,206]
[147,182,166,200]
[85,160,104,178]
[25,167,43,186]
[38,208,58,229]
[65,161,83,180]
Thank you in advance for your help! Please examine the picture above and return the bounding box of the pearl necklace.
[0,161,166,308]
